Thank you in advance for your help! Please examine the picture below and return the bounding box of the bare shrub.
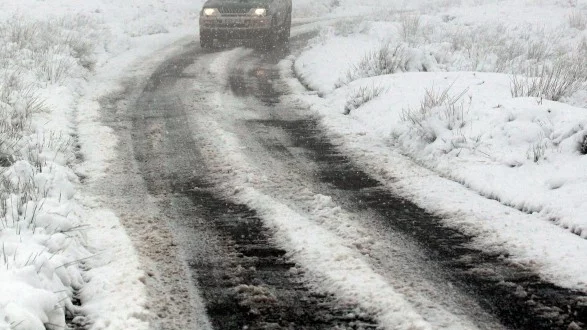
[400,14,421,44]
[0,15,98,82]
[35,52,75,83]
[581,134,587,155]
[526,40,551,61]
[510,61,585,101]
[401,83,470,143]
[569,10,586,30]
[527,140,549,163]
[344,84,386,115]
[339,43,407,86]
[0,71,47,133]
[446,24,526,72]
[1,18,42,49]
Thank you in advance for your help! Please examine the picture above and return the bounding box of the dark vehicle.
[199,0,292,48]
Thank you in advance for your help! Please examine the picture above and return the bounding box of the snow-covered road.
[1,0,586,328]
[93,21,586,329]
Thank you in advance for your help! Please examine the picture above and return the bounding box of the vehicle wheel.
[200,34,213,49]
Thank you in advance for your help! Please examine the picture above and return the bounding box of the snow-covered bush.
[526,40,552,62]
[400,84,470,144]
[400,14,422,44]
[510,61,585,101]
[0,72,46,135]
[439,24,550,73]
[0,14,99,329]
[338,43,440,86]
[568,9,586,29]
[0,16,98,81]
[527,139,550,162]
[344,84,386,115]
[340,44,407,85]
[126,21,169,37]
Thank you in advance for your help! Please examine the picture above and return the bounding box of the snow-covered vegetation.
[0,15,99,330]
[0,0,205,328]
[292,0,587,290]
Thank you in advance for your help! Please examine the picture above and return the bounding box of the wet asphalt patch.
[252,118,587,330]
[175,179,379,330]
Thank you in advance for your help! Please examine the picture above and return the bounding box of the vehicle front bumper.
[200,16,273,40]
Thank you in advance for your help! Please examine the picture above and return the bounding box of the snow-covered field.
[291,0,587,291]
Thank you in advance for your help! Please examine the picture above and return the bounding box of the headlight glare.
[252,8,267,16]
[203,8,219,16]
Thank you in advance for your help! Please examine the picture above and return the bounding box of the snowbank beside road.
[0,14,100,330]
[0,0,203,329]
[291,0,587,291]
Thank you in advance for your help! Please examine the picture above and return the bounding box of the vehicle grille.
[218,7,249,15]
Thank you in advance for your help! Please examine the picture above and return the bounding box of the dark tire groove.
[173,179,379,330]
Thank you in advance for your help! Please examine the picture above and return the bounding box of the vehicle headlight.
[202,8,220,16]
[250,8,267,16]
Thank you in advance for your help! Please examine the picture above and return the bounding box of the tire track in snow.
[174,178,379,329]
[128,35,383,329]
[191,48,464,330]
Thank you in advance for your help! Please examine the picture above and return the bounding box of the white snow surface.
[291,0,587,291]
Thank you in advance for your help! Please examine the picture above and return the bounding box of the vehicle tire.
[200,34,213,49]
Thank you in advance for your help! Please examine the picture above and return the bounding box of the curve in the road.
[113,25,587,330]
[130,37,380,329]
[213,42,587,330]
